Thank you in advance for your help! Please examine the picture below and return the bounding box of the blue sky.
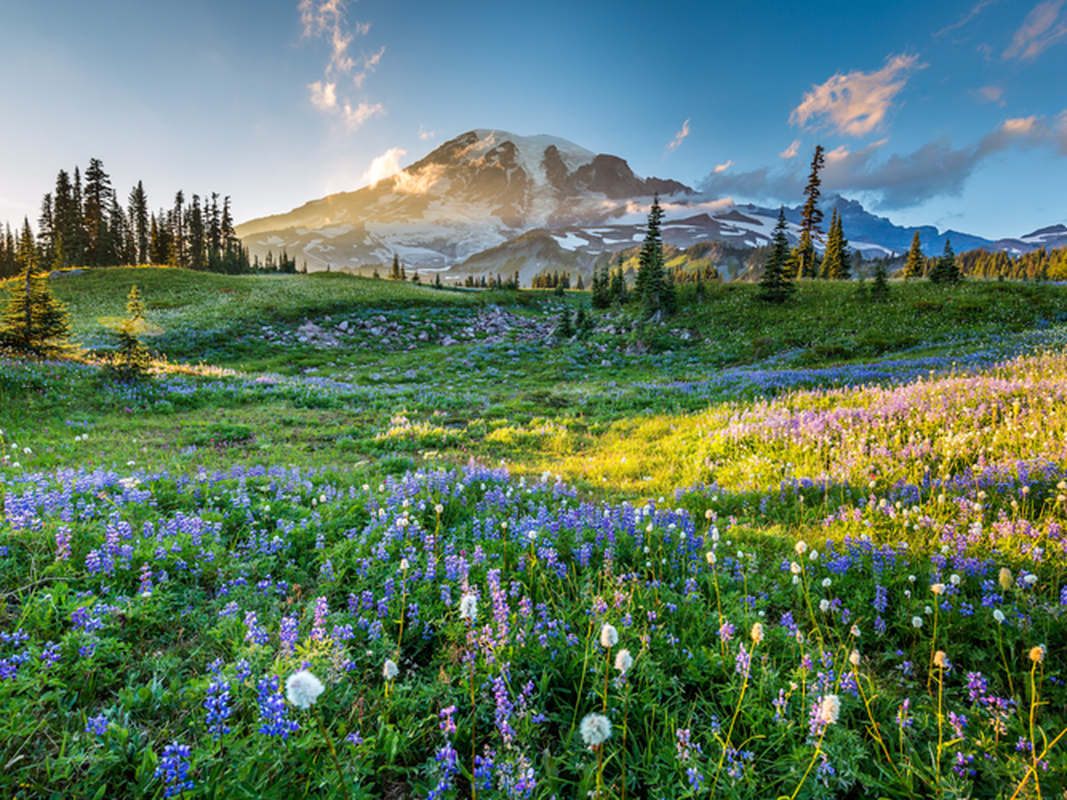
[1,0,1065,240]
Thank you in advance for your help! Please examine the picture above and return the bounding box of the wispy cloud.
[713,160,733,174]
[664,119,691,156]
[342,101,384,131]
[1003,0,1067,59]
[779,139,801,159]
[704,116,1055,209]
[789,53,925,137]
[934,0,1001,37]
[361,147,406,186]
[299,0,384,131]
[974,84,1006,105]
[1057,110,1067,154]
[418,125,441,141]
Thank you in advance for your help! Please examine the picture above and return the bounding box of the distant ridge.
[237,130,1067,278]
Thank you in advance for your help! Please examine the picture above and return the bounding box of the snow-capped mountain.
[236,129,689,271]
[236,129,1065,279]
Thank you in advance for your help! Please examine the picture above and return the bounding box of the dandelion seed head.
[818,694,841,725]
[580,713,612,747]
[849,650,860,667]
[614,649,633,674]
[383,659,399,680]
[1029,645,1046,664]
[750,622,764,644]
[912,616,923,629]
[931,583,945,595]
[459,593,478,621]
[599,623,618,649]
[993,609,1006,623]
[285,670,325,710]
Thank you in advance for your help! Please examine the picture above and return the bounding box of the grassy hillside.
[3,271,1067,798]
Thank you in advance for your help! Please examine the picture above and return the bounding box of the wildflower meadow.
[2,270,1067,798]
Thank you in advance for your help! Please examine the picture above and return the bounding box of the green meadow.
[3,267,1067,798]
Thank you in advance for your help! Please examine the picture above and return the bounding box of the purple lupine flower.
[311,597,329,642]
[85,714,109,736]
[55,527,71,561]
[155,741,194,797]
[256,675,299,738]
[204,680,232,740]
[279,615,299,654]
[735,643,751,676]
[244,611,268,646]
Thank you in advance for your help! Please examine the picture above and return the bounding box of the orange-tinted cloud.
[789,53,924,137]
[1003,1,1067,59]
[664,119,691,156]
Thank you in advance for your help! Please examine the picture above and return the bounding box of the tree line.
[0,158,293,277]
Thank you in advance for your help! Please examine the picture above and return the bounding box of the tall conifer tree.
[794,145,825,278]
[759,208,796,303]
[902,230,925,278]
[0,219,71,357]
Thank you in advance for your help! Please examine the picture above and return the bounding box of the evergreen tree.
[633,194,675,316]
[929,238,961,284]
[591,263,610,309]
[0,219,72,357]
[902,230,925,278]
[820,208,852,280]
[391,253,401,280]
[758,208,796,303]
[83,158,115,265]
[794,145,825,278]
[101,285,160,381]
[171,191,186,267]
[870,258,890,302]
[37,193,56,269]
[187,194,206,270]
[556,306,573,339]
[52,169,81,267]
[128,181,150,264]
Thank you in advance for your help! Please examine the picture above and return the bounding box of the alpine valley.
[236,129,1067,282]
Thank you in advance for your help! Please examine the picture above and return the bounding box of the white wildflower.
[818,694,841,725]
[286,670,325,709]
[599,623,618,649]
[580,713,612,747]
[459,593,478,621]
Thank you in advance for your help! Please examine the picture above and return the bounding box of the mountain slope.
[237,129,1065,277]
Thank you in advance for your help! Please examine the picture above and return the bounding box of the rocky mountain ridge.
[236,129,1067,280]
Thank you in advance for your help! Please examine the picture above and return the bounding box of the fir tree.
[870,258,890,302]
[391,253,401,280]
[0,219,72,358]
[794,145,825,278]
[819,208,852,280]
[83,158,114,266]
[902,230,925,278]
[556,306,573,339]
[101,285,160,381]
[591,264,609,309]
[633,194,675,316]
[128,181,150,264]
[758,208,796,303]
[929,238,961,284]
